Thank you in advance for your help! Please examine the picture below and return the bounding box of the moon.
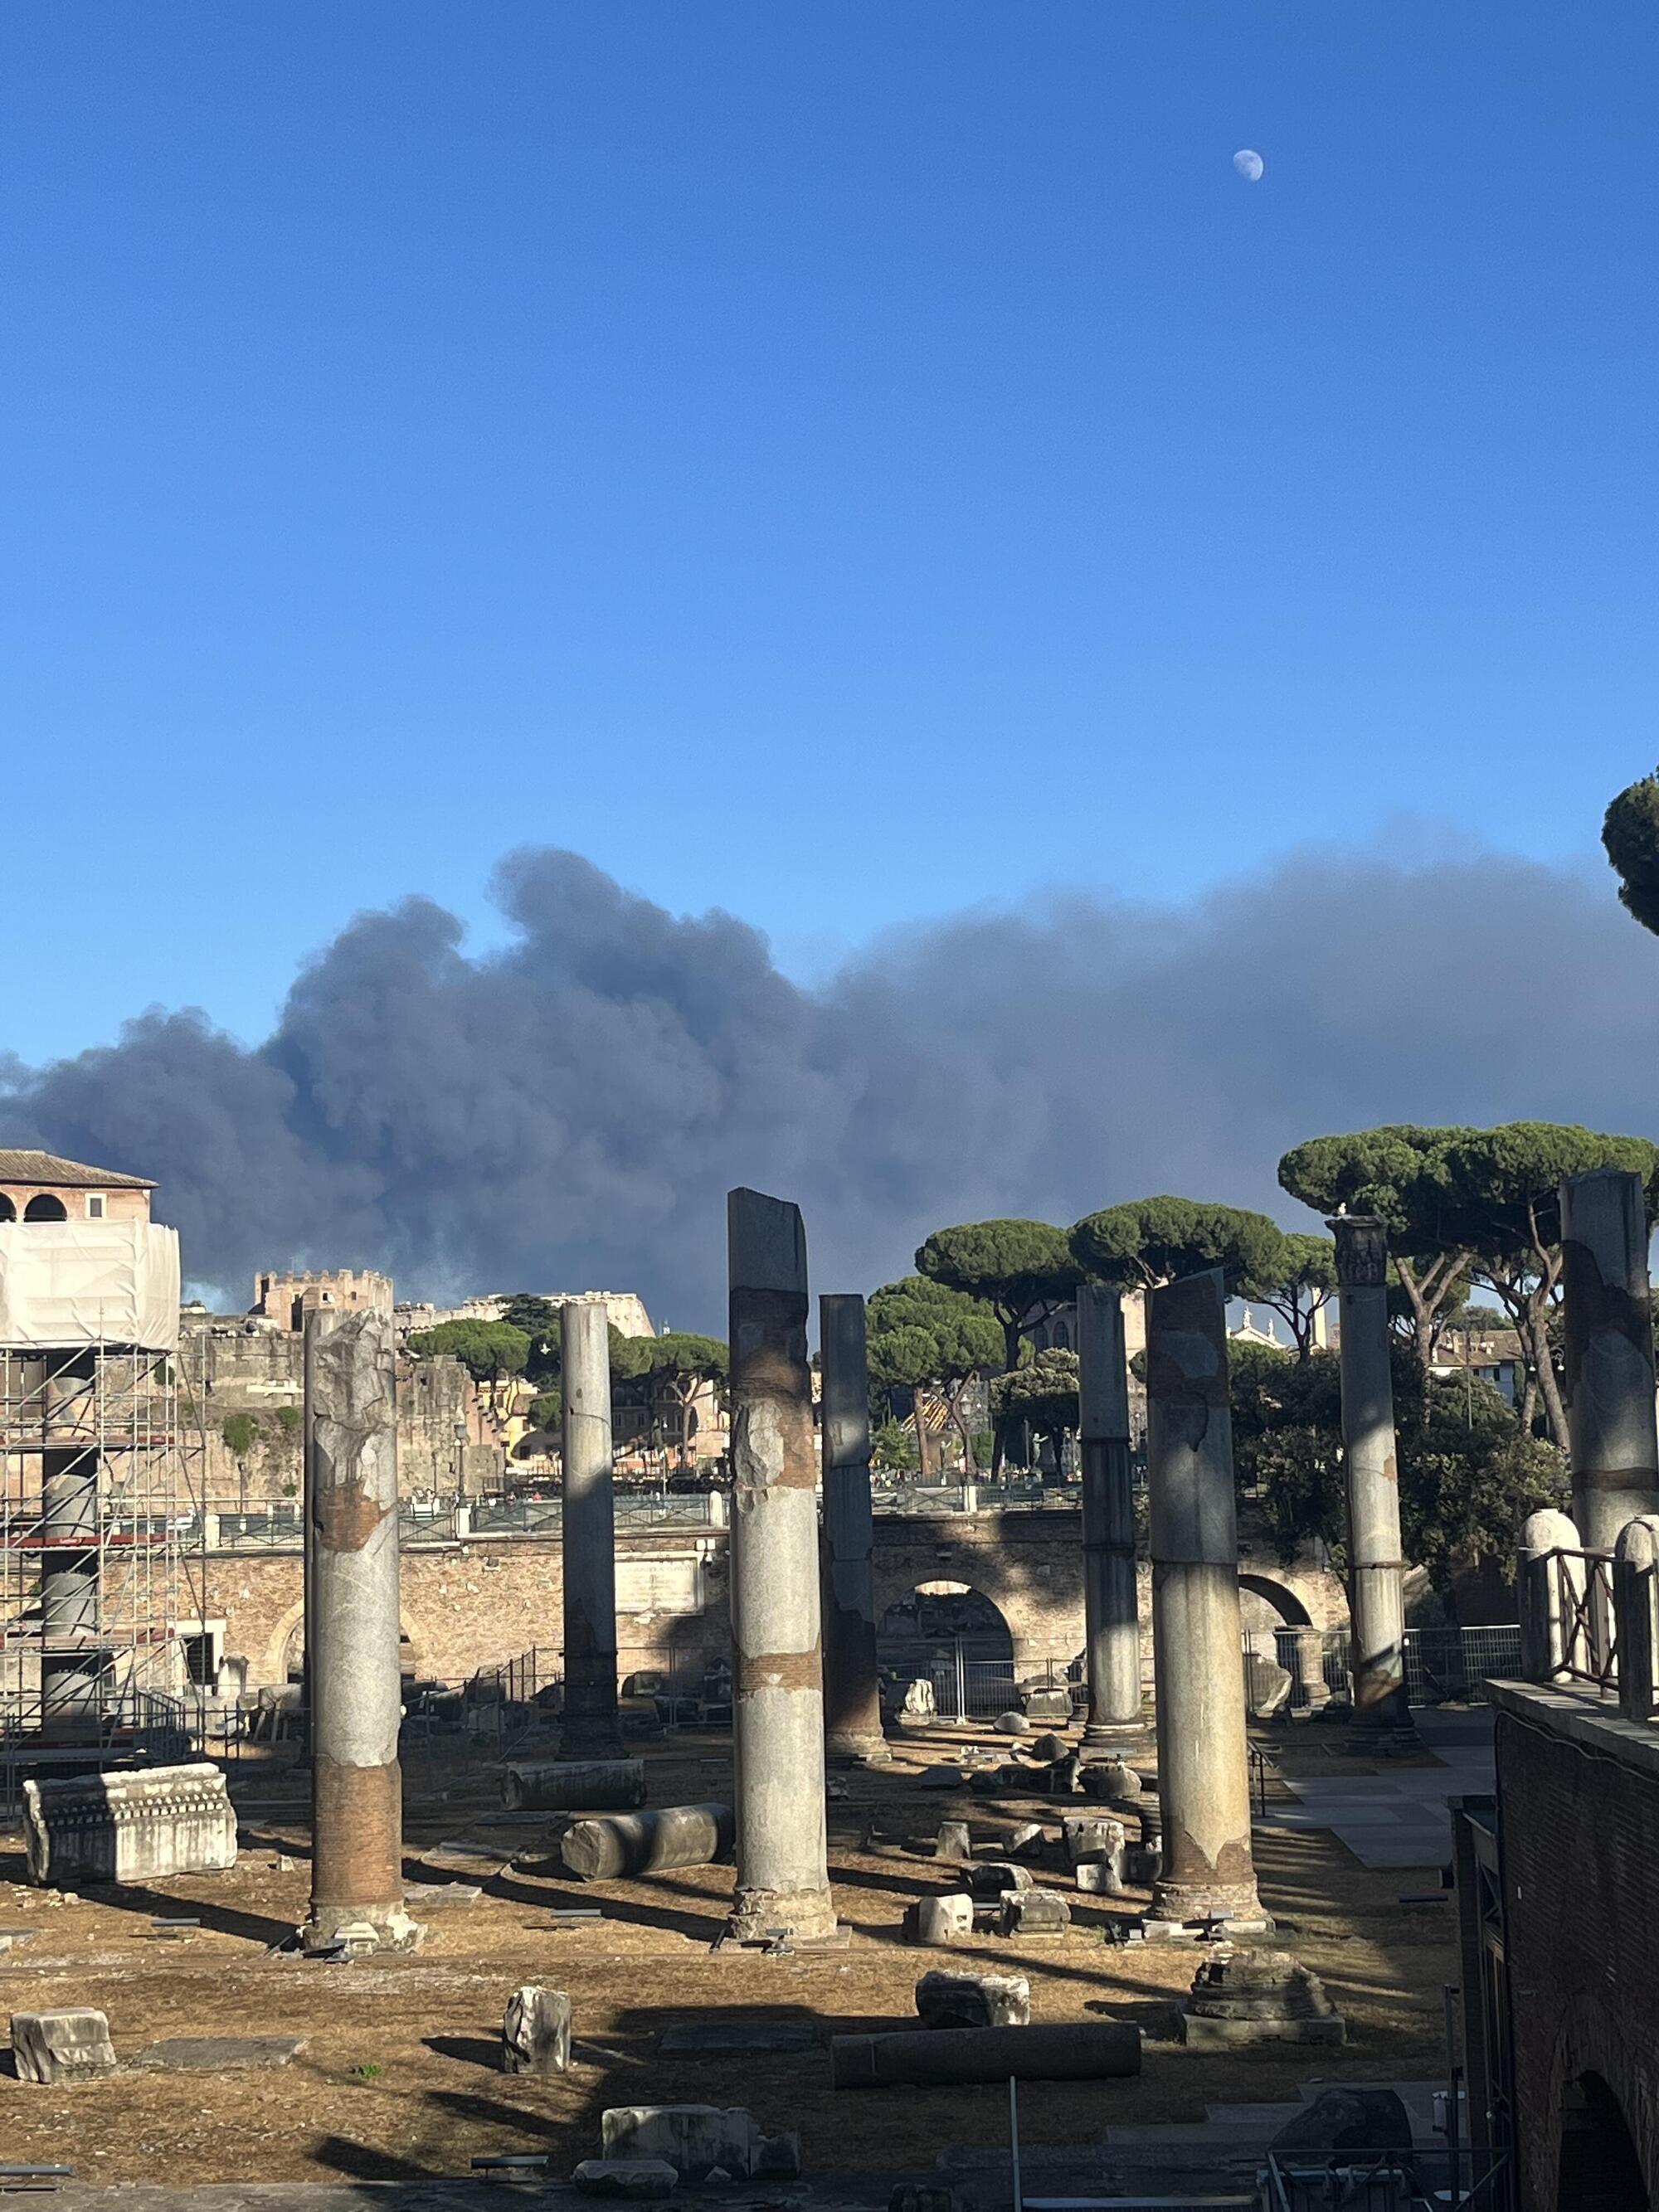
[1233,148,1264,182]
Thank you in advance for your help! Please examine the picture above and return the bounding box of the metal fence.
[1262,2145,1509,2210]
[1243,1624,1523,1709]
[0,1686,192,1820]
[922,1648,1082,1723]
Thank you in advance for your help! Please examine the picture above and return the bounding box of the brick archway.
[1530,1991,1658,2211]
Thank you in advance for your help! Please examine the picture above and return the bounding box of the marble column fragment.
[1144,1268,1265,1934]
[820,1294,890,1765]
[303,1310,420,1953]
[560,1300,625,1761]
[725,1189,836,1942]
[1329,1216,1410,1730]
[1077,1287,1144,1749]
[1559,1169,1659,1553]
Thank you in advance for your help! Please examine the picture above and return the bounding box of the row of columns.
[295,1163,1659,1954]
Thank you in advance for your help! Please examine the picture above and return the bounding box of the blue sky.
[3,2,1656,1067]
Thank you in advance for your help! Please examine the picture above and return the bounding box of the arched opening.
[878,1581,1015,1719]
[1239,1572,1312,1631]
[1558,2071,1647,2210]
[282,1621,420,1681]
[23,1194,67,1223]
[0,1195,13,1222]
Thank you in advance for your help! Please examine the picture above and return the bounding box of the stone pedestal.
[23,1762,236,1888]
[1177,1947,1345,2046]
[10,2008,117,2083]
[502,1986,572,2074]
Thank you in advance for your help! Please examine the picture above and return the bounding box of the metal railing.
[1262,2145,1509,2210]
[0,1685,192,1818]
[1553,1546,1618,1691]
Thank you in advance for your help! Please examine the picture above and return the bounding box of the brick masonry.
[1494,1693,1659,2210]
[206,1508,1345,1690]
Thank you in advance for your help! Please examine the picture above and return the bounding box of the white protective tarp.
[0,1222,181,1352]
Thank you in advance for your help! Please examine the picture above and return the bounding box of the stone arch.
[1557,2071,1647,2210]
[1533,1991,1658,2211]
[23,1194,66,1222]
[270,1603,424,1684]
[1238,1571,1312,1631]
[0,1195,13,1223]
[877,1580,1014,1666]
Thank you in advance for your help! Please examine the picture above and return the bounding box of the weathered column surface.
[1329,1216,1410,1731]
[1560,1169,1659,1553]
[820,1292,890,1765]
[1515,1507,1583,1685]
[1145,1268,1265,1936]
[726,1188,837,1942]
[1077,1286,1144,1749]
[560,1299,624,1760]
[303,1310,420,1952]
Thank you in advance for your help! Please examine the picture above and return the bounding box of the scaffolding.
[0,1229,209,1809]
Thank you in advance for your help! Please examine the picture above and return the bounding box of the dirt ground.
[0,1720,1458,2185]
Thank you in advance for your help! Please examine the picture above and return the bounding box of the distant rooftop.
[0,1150,156,1191]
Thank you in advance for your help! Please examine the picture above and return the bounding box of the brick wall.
[1495,1692,1659,2210]
[205,1531,730,1688]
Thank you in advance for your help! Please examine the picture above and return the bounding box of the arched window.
[0,1195,14,1223]
[22,1194,67,1223]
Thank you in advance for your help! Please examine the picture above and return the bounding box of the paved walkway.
[1258,1708,1496,1869]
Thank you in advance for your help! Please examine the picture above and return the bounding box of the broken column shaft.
[560,1299,624,1760]
[725,1188,836,1943]
[1329,1216,1410,1730]
[1145,1268,1264,1933]
[820,1292,889,1765]
[1077,1286,1143,1749]
[1559,1168,1659,1552]
[303,1309,418,1952]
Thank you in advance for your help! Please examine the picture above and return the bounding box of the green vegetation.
[221,1412,258,1457]
[611,1330,727,1457]
[407,1319,531,1389]
[872,1417,920,1474]
[1603,769,1659,936]
[991,1347,1082,1469]
[274,1404,301,1432]
[867,1276,1002,1471]
[1069,1194,1286,1293]
[915,1220,1081,1374]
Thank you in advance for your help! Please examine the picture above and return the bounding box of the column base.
[299,1903,426,1956]
[1079,1721,1150,1760]
[1145,1877,1270,1939]
[725,1883,839,1947]
[825,1730,893,1767]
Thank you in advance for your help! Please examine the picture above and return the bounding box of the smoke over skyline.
[3,840,1655,1332]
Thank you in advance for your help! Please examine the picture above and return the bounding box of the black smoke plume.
[2,843,1653,1329]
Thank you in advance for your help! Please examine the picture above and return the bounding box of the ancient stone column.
[1559,1169,1659,1553]
[1328,1216,1410,1730]
[302,1310,419,1952]
[725,1188,836,1943]
[820,1293,889,1766]
[559,1299,624,1761]
[39,1354,102,1744]
[1077,1286,1143,1750]
[1144,1268,1265,1935]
